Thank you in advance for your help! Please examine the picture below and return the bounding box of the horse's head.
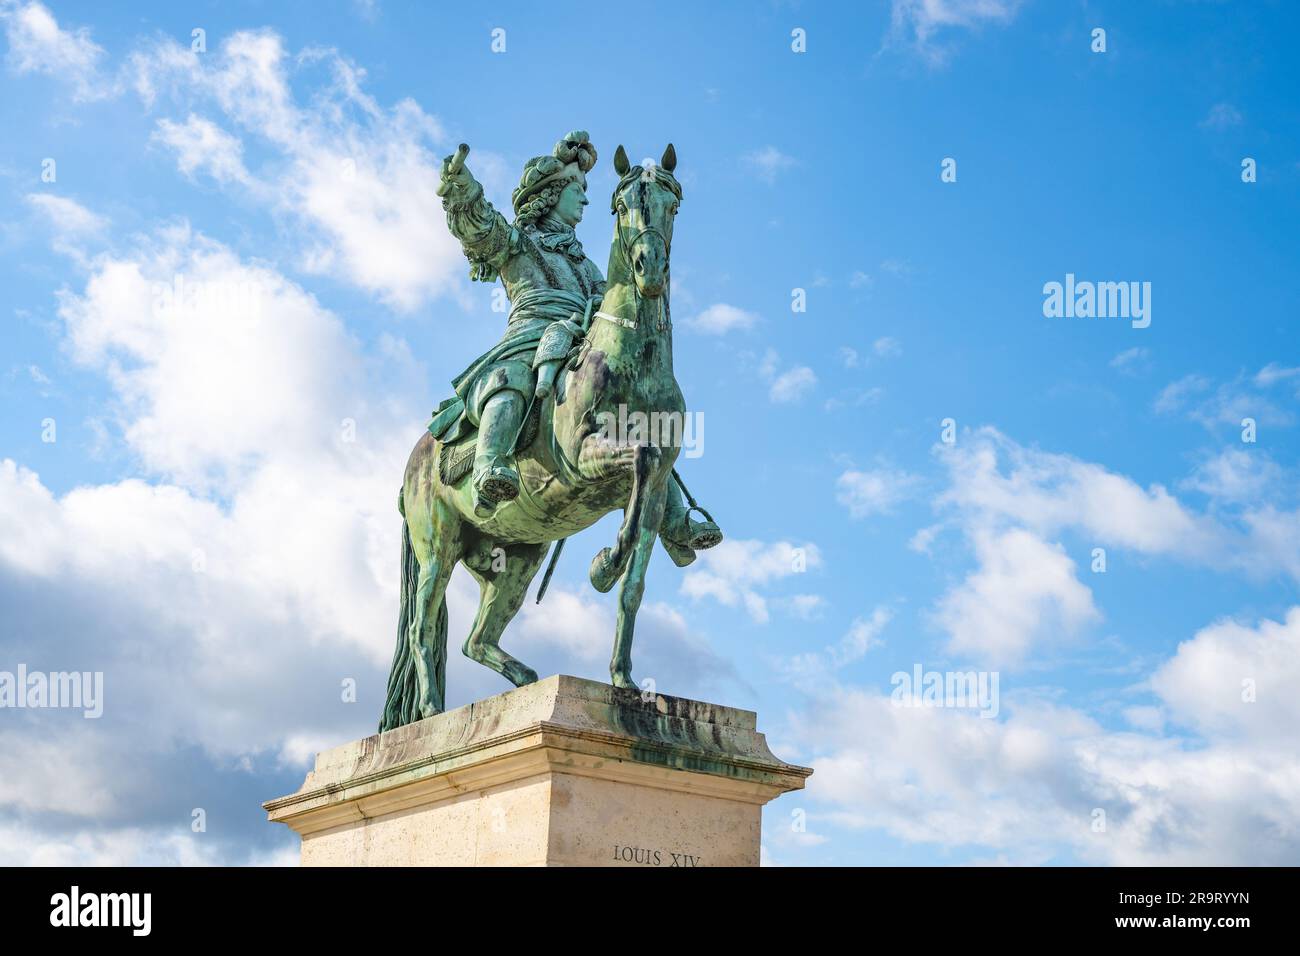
[610,143,681,298]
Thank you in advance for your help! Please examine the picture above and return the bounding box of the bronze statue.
[382,132,722,731]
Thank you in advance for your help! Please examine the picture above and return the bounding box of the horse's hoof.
[611,671,637,690]
[660,536,697,568]
[505,664,538,687]
[589,547,618,592]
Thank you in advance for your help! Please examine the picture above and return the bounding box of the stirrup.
[660,507,722,567]
[684,507,722,550]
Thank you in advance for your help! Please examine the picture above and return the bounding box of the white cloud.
[1151,607,1300,745]
[26,189,106,236]
[25,192,108,267]
[1182,448,1282,506]
[873,336,902,358]
[742,146,796,184]
[782,605,893,685]
[789,607,1300,864]
[689,302,757,335]
[1241,507,1300,584]
[55,222,373,491]
[1255,363,1300,391]
[1123,706,1165,733]
[1,221,424,719]
[933,528,1100,663]
[1109,346,1149,375]
[152,114,254,186]
[681,539,821,624]
[759,595,831,630]
[1,1,105,100]
[831,605,892,666]
[508,589,736,697]
[792,671,1300,864]
[1155,371,1294,430]
[836,465,919,518]
[889,0,1024,65]
[916,428,1300,664]
[769,365,816,403]
[0,820,296,866]
[127,30,461,311]
[824,387,884,412]
[781,594,826,620]
[1153,373,1209,413]
[933,428,1227,560]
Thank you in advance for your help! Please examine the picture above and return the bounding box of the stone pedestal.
[264,674,811,867]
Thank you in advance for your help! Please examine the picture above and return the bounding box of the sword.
[535,538,565,603]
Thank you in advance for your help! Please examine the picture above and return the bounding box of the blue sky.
[1,0,1298,866]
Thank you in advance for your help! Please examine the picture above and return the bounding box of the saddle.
[436,405,539,486]
[434,338,591,487]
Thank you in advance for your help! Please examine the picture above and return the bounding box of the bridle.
[605,168,680,330]
[616,224,671,272]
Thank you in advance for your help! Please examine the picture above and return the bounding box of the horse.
[380,143,694,731]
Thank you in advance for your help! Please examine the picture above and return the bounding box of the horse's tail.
[379,509,447,733]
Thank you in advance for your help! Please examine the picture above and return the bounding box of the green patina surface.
[380,133,725,732]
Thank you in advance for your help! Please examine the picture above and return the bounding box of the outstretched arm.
[439,146,513,282]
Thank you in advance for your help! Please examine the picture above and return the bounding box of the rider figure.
[433,130,721,563]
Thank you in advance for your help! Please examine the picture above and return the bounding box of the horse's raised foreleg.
[589,442,660,593]
[463,541,549,687]
[610,483,668,689]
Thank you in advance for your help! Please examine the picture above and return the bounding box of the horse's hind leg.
[409,547,455,718]
[610,483,668,689]
[405,484,459,719]
[463,541,549,688]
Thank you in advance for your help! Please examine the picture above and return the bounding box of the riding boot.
[659,476,723,567]
[472,389,525,517]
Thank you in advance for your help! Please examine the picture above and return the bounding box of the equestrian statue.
[381,131,723,732]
